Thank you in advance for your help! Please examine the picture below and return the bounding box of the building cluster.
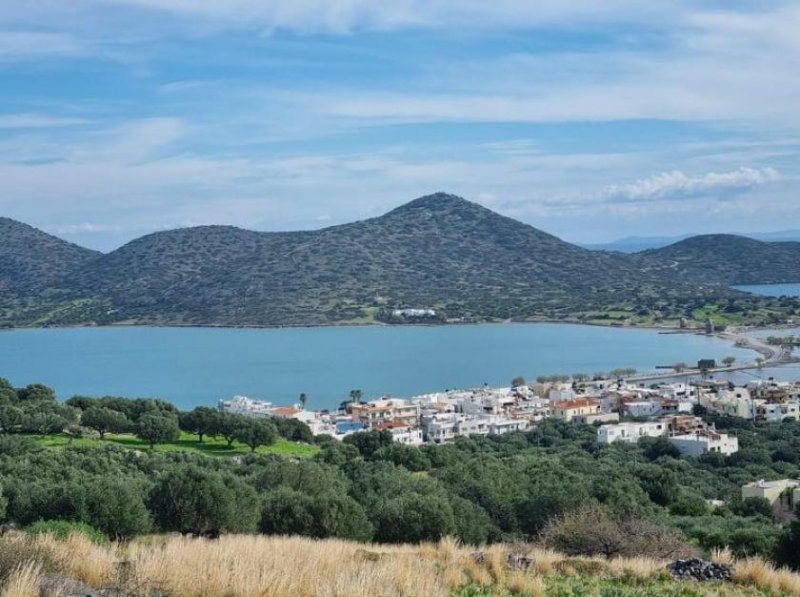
[219,376,800,454]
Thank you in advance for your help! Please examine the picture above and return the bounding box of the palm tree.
[298,393,307,410]
[349,389,363,404]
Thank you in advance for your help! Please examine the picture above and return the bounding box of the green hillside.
[1,194,799,327]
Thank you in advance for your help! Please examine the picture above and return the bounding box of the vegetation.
[2,533,800,597]
[3,375,800,578]
[2,195,800,328]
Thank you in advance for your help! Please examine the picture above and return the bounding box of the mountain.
[0,217,100,296]
[2,194,799,327]
[64,193,658,325]
[582,230,800,253]
[580,235,693,253]
[640,234,800,285]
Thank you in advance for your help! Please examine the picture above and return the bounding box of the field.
[2,533,800,597]
[23,431,319,459]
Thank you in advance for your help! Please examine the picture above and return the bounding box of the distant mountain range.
[2,193,799,327]
[581,230,800,253]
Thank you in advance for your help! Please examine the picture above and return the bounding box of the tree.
[672,362,689,373]
[179,407,218,442]
[511,376,526,388]
[372,493,456,543]
[16,384,56,402]
[349,389,363,405]
[21,411,68,435]
[260,488,373,541]
[80,478,152,539]
[540,503,690,559]
[148,465,259,536]
[635,465,679,507]
[733,497,774,519]
[233,418,278,452]
[774,515,800,571]
[298,393,307,409]
[136,413,180,448]
[756,357,765,368]
[0,405,22,433]
[214,412,241,447]
[81,407,129,439]
[343,430,393,458]
[722,356,736,367]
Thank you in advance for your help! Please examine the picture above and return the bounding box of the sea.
[0,323,765,411]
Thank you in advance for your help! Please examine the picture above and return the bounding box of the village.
[220,363,800,459]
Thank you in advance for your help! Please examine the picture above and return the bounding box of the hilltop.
[640,234,800,285]
[0,218,99,295]
[1,193,799,327]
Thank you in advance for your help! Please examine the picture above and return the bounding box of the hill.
[64,193,671,325]
[640,234,800,285]
[1,193,799,327]
[0,218,99,295]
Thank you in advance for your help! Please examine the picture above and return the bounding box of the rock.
[39,575,99,597]
[667,558,733,582]
[470,551,534,571]
[506,553,534,571]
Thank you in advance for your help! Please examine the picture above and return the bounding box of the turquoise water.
[0,325,754,410]
[733,283,800,297]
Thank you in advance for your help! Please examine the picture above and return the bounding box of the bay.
[0,324,756,411]
[733,283,800,297]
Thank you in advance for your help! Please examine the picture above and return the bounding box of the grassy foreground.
[24,431,319,458]
[2,533,800,597]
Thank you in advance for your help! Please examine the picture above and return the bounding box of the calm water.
[0,325,756,410]
[733,283,800,297]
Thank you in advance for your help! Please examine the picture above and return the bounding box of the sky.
[1,1,799,251]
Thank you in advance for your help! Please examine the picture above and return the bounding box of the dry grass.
[711,547,735,566]
[1,562,41,597]
[506,571,545,596]
[605,555,666,581]
[734,556,800,595]
[2,533,800,596]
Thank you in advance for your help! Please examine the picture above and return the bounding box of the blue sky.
[1,1,799,251]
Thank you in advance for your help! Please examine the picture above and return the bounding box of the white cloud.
[0,31,85,60]
[0,113,90,129]
[602,167,781,202]
[95,0,673,33]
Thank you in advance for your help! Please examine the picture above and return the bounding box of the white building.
[597,421,667,444]
[669,432,738,457]
[625,401,662,418]
[757,401,800,423]
[218,395,274,417]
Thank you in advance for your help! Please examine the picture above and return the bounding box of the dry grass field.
[1,532,799,596]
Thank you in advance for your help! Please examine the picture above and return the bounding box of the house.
[597,421,667,444]
[624,400,662,418]
[374,420,424,446]
[349,399,421,428]
[218,395,274,417]
[742,479,800,507]
[669,431,738,457]
[550,398,601,423]
[756,401,800,423]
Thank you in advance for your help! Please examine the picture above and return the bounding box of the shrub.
[25,520,107,545]
[540,503,691,559]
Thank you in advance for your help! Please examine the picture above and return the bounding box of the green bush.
[25,519,108,544]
